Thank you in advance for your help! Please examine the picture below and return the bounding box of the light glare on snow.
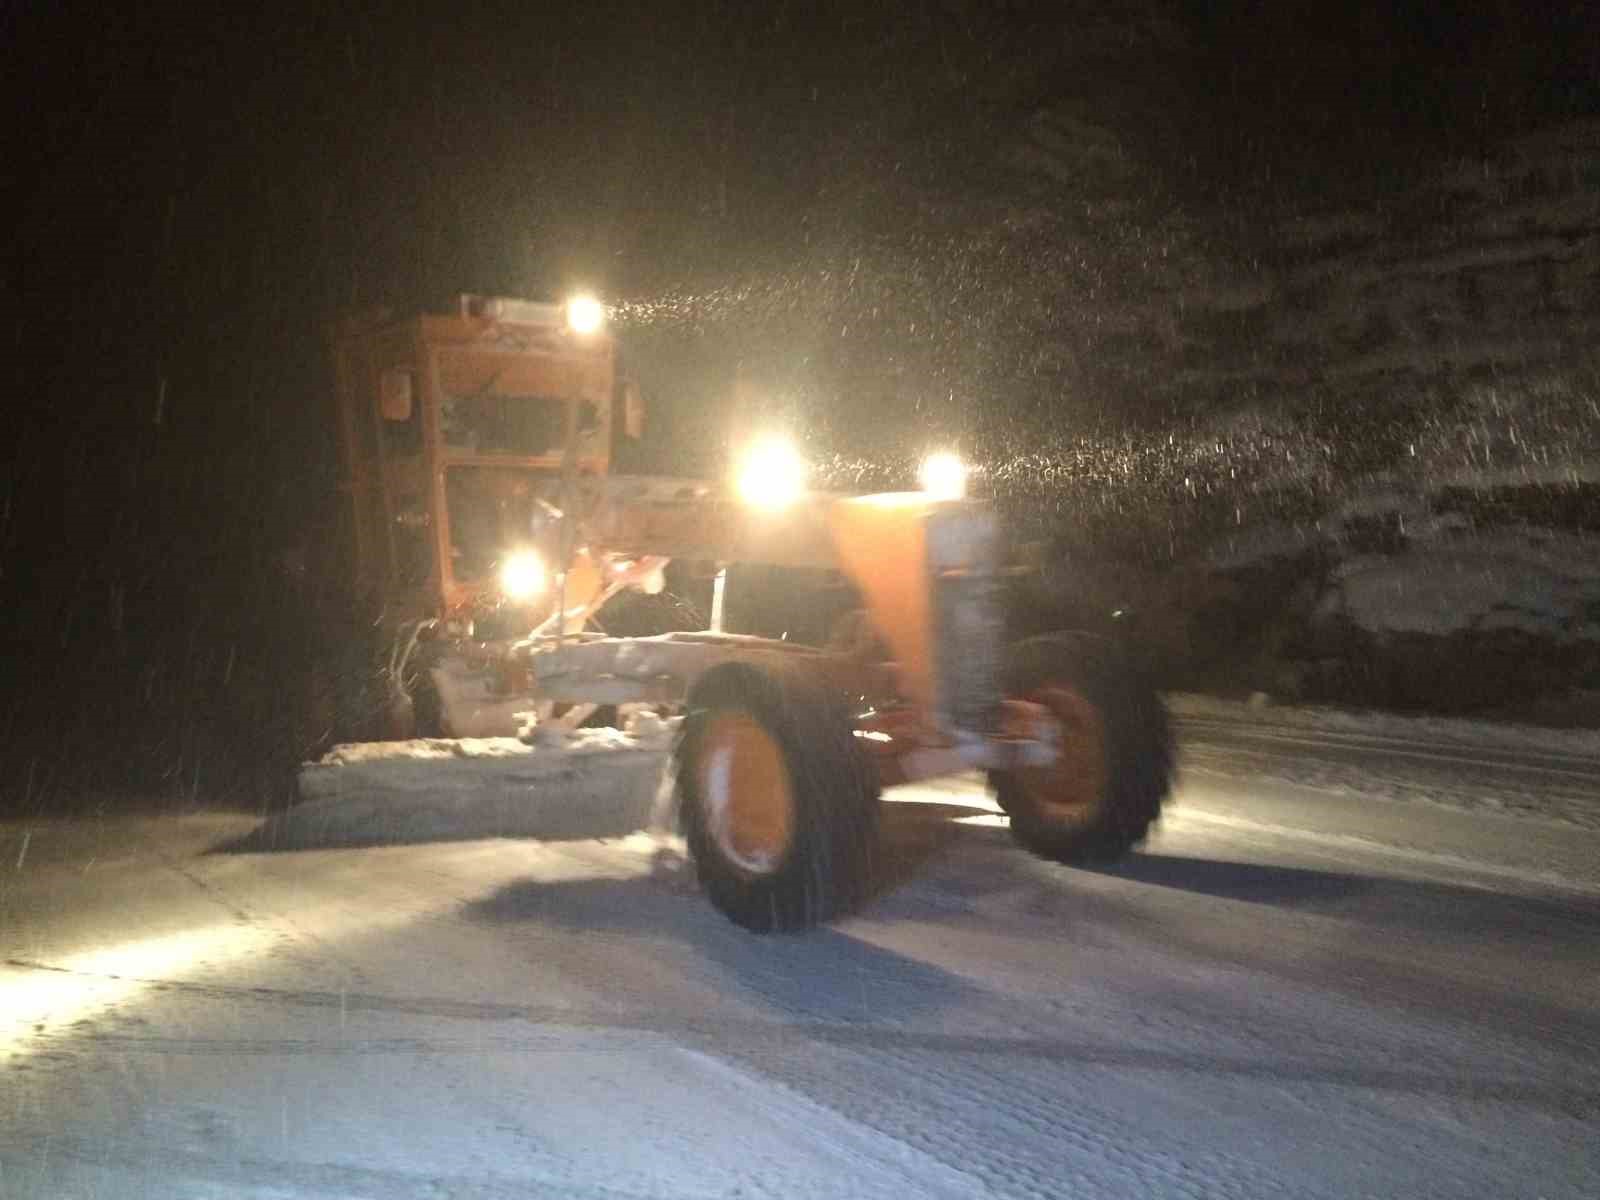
[1,927,268,1057]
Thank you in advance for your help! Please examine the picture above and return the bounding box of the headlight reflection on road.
[880,782,1006,828]
[0,926,268,1058]
[953,813,1008,828]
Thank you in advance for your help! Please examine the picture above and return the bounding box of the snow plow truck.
[299,294,1172,932]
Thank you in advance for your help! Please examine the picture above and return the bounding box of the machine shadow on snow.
[206,795,1599,945]
[884,800,1600,944]
[207,813,614,855]
[1083,852,1600,937]
[461,887,986,1027]
[205,787,992,869]
[449,822,1600,1079]
[450,797,1003,932]
[473,876,986,1023]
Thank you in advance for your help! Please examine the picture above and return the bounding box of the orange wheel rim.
[1018,686,1107,822]
[698,712,795,876]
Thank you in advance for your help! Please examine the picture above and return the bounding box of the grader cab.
[313,295,1172,932]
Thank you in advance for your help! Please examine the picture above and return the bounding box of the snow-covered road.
[3,703,1598,1199]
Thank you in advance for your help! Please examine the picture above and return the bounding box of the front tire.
[989,633,1172,864]
[676,658,880,932]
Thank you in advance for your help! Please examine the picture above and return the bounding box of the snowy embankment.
[1319,521,1600,643]
[1171,693,1600,758]
[1172,692,1600,831]
[1209,492,1600,641]
[1195,476,1600,712]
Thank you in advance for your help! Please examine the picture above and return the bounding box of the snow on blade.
[286,727,674,849]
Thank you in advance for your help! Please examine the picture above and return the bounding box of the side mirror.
[379,368,414,422]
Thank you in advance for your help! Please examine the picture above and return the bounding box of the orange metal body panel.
[587,491,843,570]
[330,303,618,623]
[825,494,937,715]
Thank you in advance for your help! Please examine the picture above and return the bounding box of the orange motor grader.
[322,294,1172,931]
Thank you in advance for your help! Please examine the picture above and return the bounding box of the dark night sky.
[9,2,1596,539]
[3,2,1597,793]
[13,4,1595,414]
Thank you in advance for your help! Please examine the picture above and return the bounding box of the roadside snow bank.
[1321,529,1600,641]
[1193,482,1600,711]
[1170,693,1600,758]
[1172,692,1600,830]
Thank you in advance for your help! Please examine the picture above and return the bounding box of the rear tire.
[989,633,1171,864]
[676,658,880,932]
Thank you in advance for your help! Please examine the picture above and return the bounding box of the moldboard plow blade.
[277,731,671,850]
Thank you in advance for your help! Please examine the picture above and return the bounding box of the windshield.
[440,391,566,457]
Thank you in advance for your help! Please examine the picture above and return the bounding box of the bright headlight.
[736,436,806,511]
[919,452,967,501]
[565,295,605,336]
[498,549,547,601]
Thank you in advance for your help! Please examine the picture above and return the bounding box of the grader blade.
[283,730,672,849]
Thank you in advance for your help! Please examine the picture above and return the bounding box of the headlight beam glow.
[736,436,807,512]
[565,295,605,336]
[919,452,968,501]
[499,549,548,601]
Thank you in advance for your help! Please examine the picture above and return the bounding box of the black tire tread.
[989,633,1172,864]
[676,657,880,932]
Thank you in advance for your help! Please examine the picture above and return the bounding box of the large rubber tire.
[676,659,880,933]
[988,633,1172,864]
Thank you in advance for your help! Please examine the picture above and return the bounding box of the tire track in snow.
[8,961,1596,1119]
[0,1131,723,1200]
